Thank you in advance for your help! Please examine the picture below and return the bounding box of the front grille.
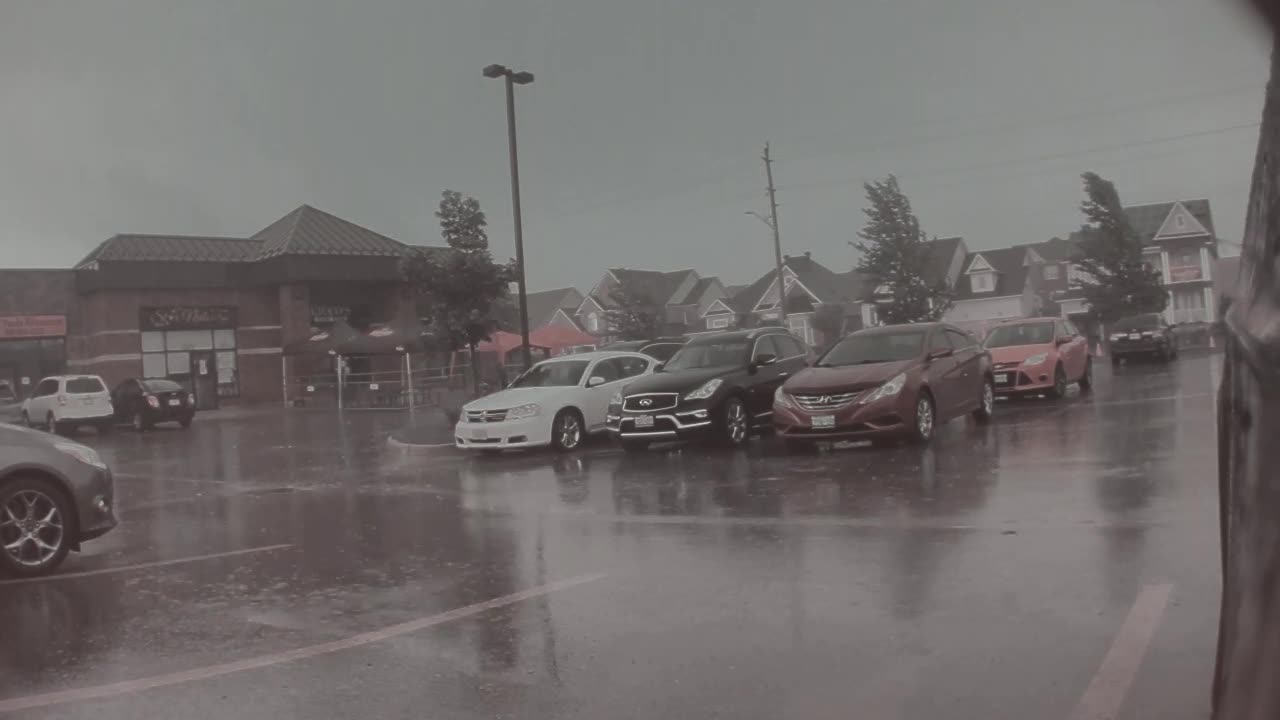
[993,361,1020,371]
[465,409,508,423]
[792,391,862,411]
[623,393,679,412]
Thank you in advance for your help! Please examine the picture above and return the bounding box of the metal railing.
[286,364,473,409]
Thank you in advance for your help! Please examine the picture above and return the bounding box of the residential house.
[1047,200,1220,327]
[719,252,868,347]
[523,287,584,331]
[942,246,1045,335]
[575,268,727,342]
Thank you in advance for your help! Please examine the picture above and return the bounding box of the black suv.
[608,328,810,451]
[1108,313,1178,365]
[605,337,688,362]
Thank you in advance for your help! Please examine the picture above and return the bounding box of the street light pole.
[484,64,535,371]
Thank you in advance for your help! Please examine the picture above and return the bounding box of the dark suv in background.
[1108,313,1178,365]
[604,337,688,362]
[608,328,809,451]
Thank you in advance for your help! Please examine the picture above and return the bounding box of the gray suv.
[0,424,117,576]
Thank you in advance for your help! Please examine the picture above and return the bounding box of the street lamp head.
[511,71,535,85]
[482,64,508,79]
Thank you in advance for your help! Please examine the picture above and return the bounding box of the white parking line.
[0,572,606,713]
[1069,583,1173,720]
[0,544,293,587]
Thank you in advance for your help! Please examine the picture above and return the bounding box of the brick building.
[0,205,434,406]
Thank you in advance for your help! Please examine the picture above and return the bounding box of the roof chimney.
[804,251,811,259]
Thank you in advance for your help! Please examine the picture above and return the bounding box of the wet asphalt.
[0,354,1222,719]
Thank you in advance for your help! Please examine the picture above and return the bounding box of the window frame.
[751,335,781,362]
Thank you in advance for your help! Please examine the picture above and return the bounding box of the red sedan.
[983,317,1093,398]
[773,323,994,450]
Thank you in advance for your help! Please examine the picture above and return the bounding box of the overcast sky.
[2,0,1268,289]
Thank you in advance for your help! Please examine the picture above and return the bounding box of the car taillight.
[146,395,160,409]
[56,394,68,406]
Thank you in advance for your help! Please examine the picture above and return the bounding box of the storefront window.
[141,328,238,397]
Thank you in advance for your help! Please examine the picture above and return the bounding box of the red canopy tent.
[529,325,599,356]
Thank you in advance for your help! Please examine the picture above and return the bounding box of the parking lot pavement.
[0,354,1222,719]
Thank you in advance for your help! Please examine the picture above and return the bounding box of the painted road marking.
[0,544,294,587]
[1069,583,1173,720]
[0,572,605,714]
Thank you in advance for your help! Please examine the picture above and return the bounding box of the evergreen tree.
[853,175,951,324]
[604,282,661,340]
[1073,172,1169,325]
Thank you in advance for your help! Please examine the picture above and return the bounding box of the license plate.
[471,428,488,440]
[811,415,835,428]
[995,373,1008,384]
[1129,333,1141,340]
[168,399,180,407]
[635,415,655,428]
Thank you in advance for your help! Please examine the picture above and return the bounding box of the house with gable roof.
[575,267,727,342]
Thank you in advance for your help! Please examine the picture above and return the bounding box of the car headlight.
[684,378,723,401]
[1023,353,1048,366]
[860,373,906,404]
[54,442,107,469]
[506,403,540,420]
[609,391,623,406]
[773,386,790,407]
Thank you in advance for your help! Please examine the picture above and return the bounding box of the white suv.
[21,375,116,435]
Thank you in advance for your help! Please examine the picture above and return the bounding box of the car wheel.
[45,413,65,435]
[1078,358,1094,393]
[1048,365,1068,399]
[551,409,583,453]
[131,413,151,433]
[910,392,935,444]
[0,476,73,577]
[719,396,750,447]
[620,439,650,453]
[972,378,994,423]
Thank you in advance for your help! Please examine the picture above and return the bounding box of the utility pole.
[763,142,787,322]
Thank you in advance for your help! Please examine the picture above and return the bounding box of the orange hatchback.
[983,317,1093,398]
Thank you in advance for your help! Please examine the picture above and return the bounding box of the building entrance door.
[189,351,219,410]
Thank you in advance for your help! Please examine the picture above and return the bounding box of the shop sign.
[0,315,66,339]
[311,305,351,325]
[140,306,237,331]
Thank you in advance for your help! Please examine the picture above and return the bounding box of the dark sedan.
[1108,313,1178,365]
[0,424,117,576]
[111,378,196,431]
[773,323,994,450]
[608,328,810,451]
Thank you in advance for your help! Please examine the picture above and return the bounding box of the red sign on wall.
[0,315,67,339]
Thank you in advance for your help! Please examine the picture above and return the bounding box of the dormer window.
[970,271,995,293]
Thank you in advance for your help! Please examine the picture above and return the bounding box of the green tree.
[1073,172,1169,326]
[853,175,951,324]
[811,303,846,348]
[403,190,513,393]
[604,282,661,340]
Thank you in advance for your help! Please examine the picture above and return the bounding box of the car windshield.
[65,378,105,394]
[1113,314,1162,331]
[817,332,926,366]
[509,360,589,388]
[142,379,184,393]
[664,339,750,370]
[643,343,684,362]
[984,322,1056,348]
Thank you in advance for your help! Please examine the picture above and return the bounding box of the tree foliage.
[811,303,846,347]
[604,282,661,340]
[1073,172,1169,324]
[853,175,951,324]
[403,191,514,359]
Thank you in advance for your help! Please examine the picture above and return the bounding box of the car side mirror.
[753,353,778,367]
[654,362,665,373]
[927,348,954,360]
[587,376,607,388]
[1055,336,1071,346]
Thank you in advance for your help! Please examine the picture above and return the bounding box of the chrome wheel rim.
[982,383,993,414]
[916,397,934,438]
[1,490,64,568]
[726,401,747,444]
[558,414,581,449]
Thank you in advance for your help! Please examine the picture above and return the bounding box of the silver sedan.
[0,424,117,577]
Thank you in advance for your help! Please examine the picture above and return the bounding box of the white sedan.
[455,351,655,453]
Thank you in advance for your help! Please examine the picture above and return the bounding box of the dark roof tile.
[1124,200,1214,243]
[76,234,260,267]
[253,205,409,259]
[952,246,1032,300]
